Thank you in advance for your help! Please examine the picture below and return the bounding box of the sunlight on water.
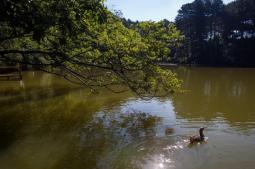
[140,153,175,169]
[0,68,255,169]
[163,139,189,152]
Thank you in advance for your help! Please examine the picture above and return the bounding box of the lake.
[0,67,255,169]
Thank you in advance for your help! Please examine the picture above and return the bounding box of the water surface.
[0,67,255,169]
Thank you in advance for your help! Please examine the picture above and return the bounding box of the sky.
[105,0,234,21]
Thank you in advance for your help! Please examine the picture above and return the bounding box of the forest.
[123,0,255,67]
[176,0,255,66]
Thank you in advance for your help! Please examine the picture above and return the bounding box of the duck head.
[199,127,205,138]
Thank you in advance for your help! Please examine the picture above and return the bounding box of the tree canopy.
[175,0,255,66]
[122,19,184,63]
[0,0,182,97]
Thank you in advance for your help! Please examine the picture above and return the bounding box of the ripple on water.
[112,136,198,169]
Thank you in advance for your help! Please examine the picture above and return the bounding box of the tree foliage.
[123,19,183,62]
[0,0,182,97]
[175,0,255,66]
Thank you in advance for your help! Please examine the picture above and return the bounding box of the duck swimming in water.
[189,127,206,144]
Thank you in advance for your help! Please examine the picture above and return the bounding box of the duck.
[189,127,206,144]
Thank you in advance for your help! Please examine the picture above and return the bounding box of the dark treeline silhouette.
[175,0,255,66]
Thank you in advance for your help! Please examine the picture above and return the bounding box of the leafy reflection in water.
[76,111,161,169]
[0,72,176,169]
[0,69,255,169]
[0,72,133,169]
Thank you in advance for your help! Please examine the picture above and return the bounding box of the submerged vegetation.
[0,0,182,97]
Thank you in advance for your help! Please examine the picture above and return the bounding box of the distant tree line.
[120,0,255,67]
[175,0,255,66]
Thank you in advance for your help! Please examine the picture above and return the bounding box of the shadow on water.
[0,71,175,169]
[58,111,162,169]
[0,69,255,169]
[0,87,83,108]
[0,112,30,151]
[0,72,132,151]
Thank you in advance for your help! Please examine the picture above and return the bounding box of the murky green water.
[0,67,255,169]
